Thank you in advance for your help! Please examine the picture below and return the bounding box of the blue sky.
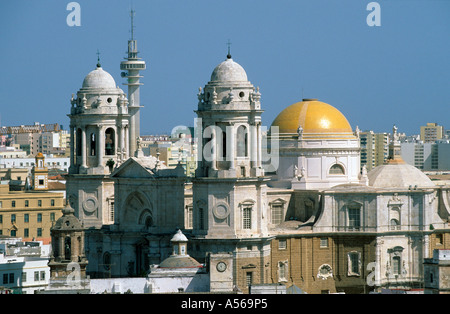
[0,0,449,135]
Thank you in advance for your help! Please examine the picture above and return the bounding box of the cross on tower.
[96,49,101,67]
[227,39,232,59]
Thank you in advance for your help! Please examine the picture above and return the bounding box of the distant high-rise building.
[401,140,450,171]
[359,130,389,171]
[420,122,444,143]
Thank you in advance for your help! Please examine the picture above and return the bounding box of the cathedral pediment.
[111,156,185,179]
[110,157,158,178]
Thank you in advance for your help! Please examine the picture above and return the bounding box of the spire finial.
[226,39,232,59]
[96,49,101,67]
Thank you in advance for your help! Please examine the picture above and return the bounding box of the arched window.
[138,209,153,230]
[64,237,71,260]
[236,125,248,157]
[243,206,252,229]
[269,199,286,225]
[390,219,400,230]
[329,164,345,175]
[105,128,115,156]
[77,236,82,256]
[221,129,227,159]
[90,133,96,156]
[103,252,111,270]
[392,256,401,275]
[76,128,82,156]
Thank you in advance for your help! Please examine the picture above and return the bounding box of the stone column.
[98,125,104,168]
[257,122,262,168]
[81,126,87,168]
[71,236,77,262]
[59,235,65,260]
[69,125,75,170]
[118,124,124,157]
[229,124,235,170]
[251,122,257,168]
[79,233,85,260]
[124,125,129,159]
[211,126,217,170]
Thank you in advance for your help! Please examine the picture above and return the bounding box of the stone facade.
[424,249,450,294]
[63,30,450,293]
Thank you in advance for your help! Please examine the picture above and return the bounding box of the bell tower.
[66,58,130,228]
[47,201,89,291]
[32,153,48,190]
[192,53,269,239]
[68,60,130,176]
[195,53,264,179]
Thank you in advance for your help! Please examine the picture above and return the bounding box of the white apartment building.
[0,237,51,294]
[401,140,450,171]
[0,155,70,172]
[0,146,27,159]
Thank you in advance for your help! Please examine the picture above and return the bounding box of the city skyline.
[0,0,449,136]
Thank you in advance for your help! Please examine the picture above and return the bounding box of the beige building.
[0,184,64,244]
[0,154,64,244]
[0,168,28,183]
[360,131,389,171]
[421,123,444,143]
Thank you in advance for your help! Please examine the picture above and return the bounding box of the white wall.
[90,278,150,294]
[89,272,210,294]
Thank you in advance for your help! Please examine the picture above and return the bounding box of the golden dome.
[271,99,355,139]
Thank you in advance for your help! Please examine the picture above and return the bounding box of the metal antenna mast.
[130,9,136,40]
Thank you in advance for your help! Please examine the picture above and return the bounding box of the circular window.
[213,203,229,220]
[82,197,98,214]
[107,97,112,103]
[239,91,245,98]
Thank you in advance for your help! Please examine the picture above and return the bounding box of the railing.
[120,63,145,70]
[336,226,377,232]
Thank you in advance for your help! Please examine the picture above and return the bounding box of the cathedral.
[59,22,450,294]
